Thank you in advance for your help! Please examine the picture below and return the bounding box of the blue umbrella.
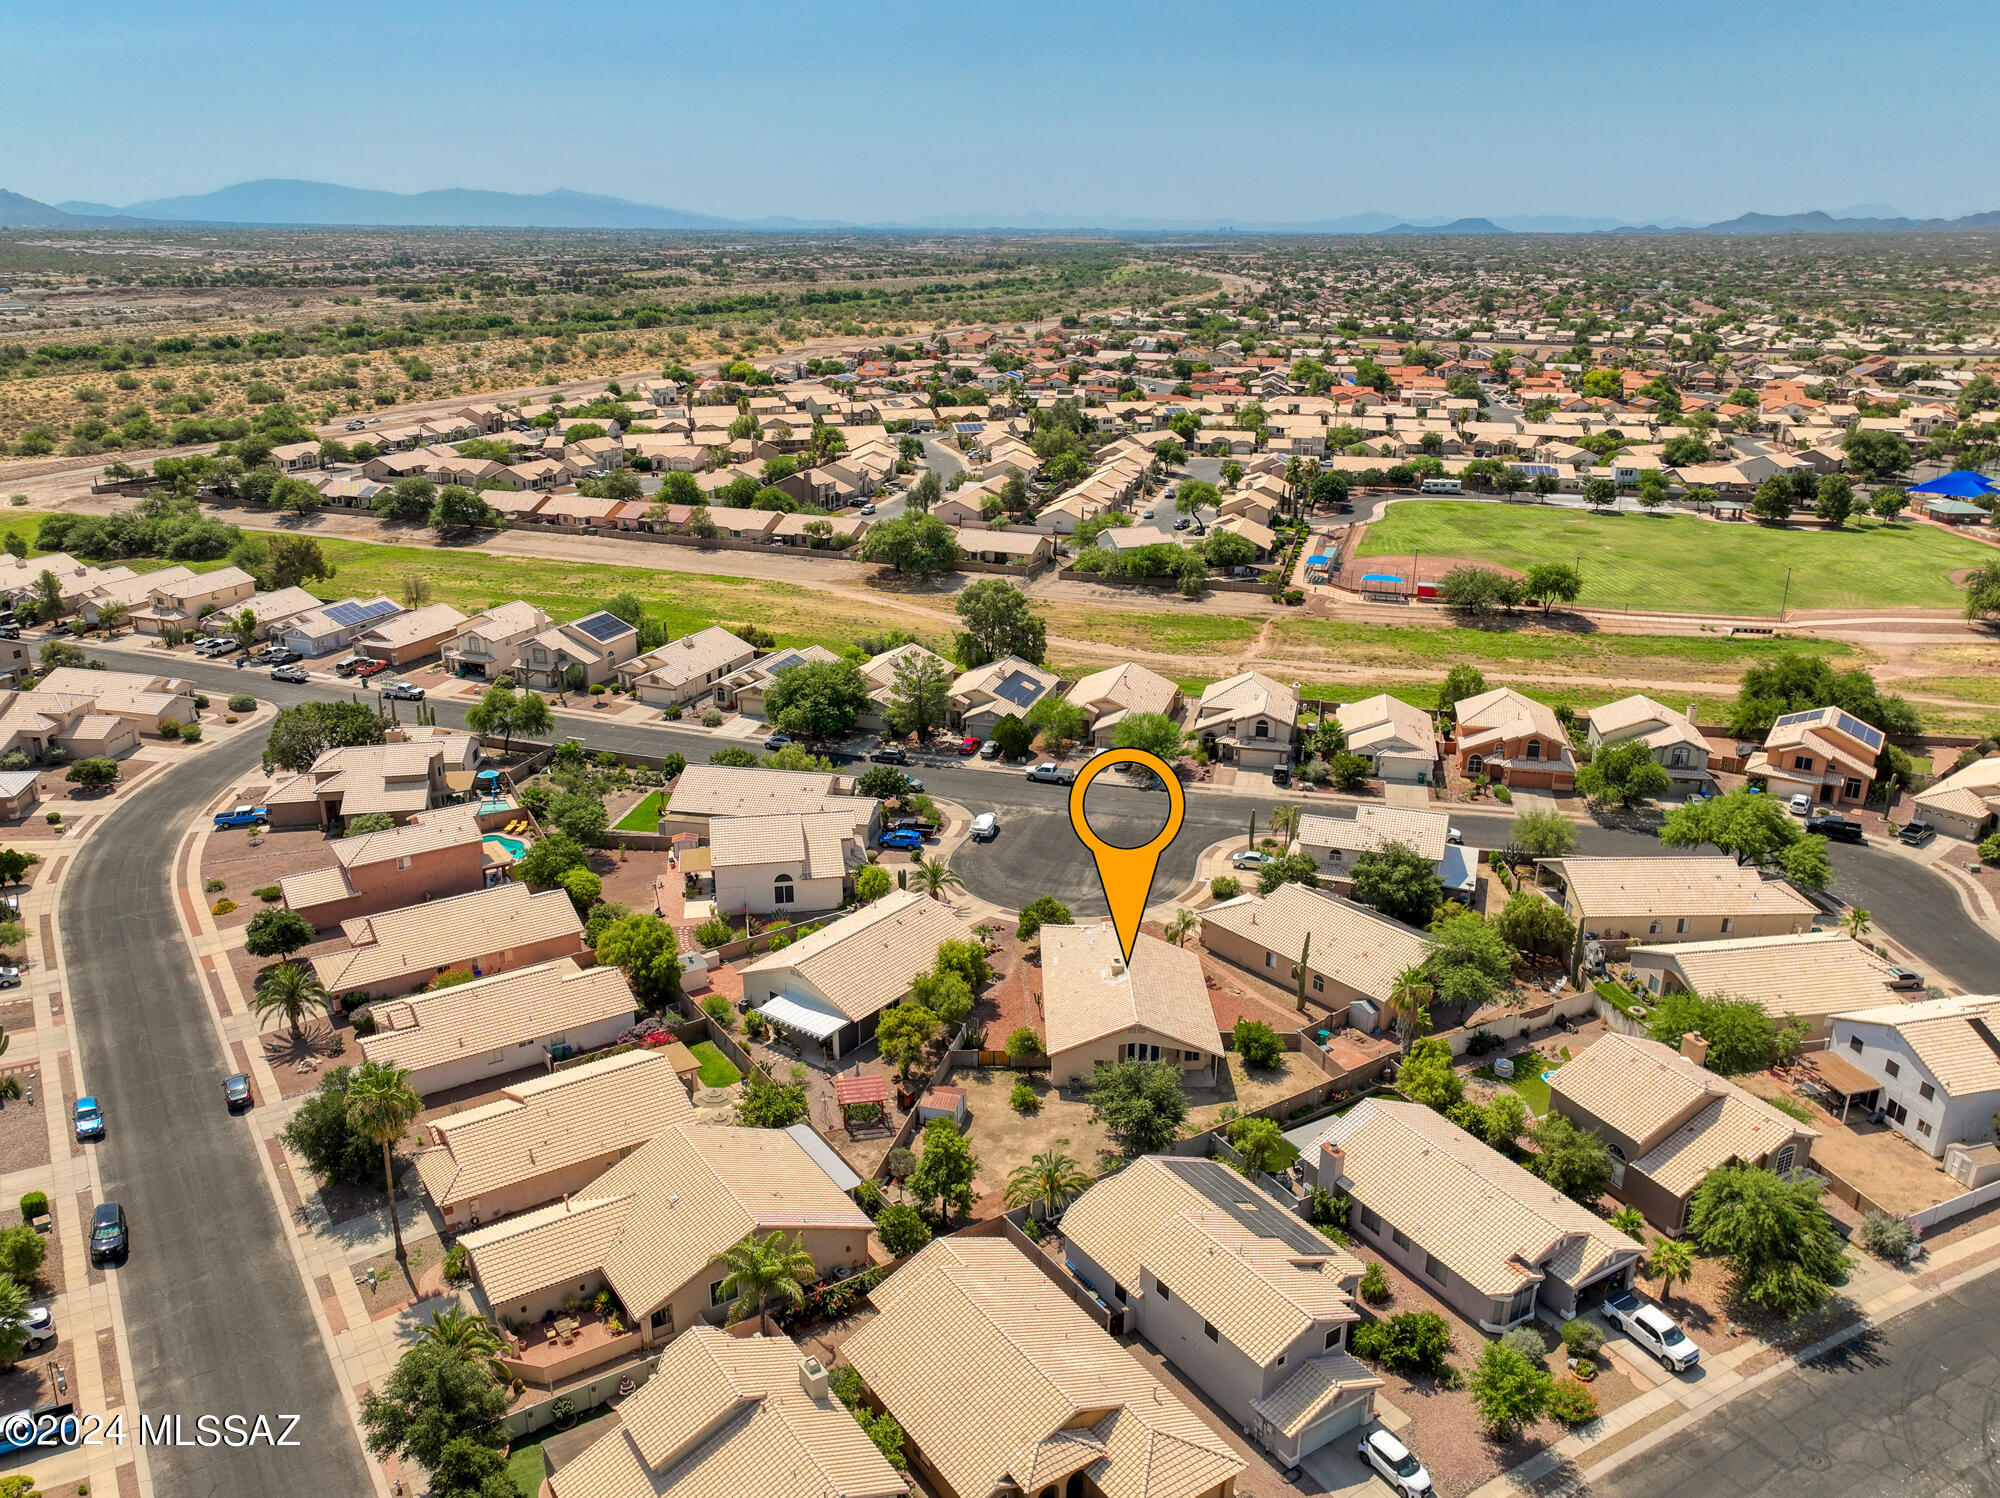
[1906,470,1998,498]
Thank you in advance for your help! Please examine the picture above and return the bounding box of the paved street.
[62,730,371,1498]
[1588,1270,2000,1498]
[85,639,2000,988]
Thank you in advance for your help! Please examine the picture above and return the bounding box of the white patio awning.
[757,993,848,1042]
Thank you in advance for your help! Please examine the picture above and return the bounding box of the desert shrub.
[211,898,237,915]
[0,1224,47,1282]
[694,917,736,949]
[1010,1079,1041,1113]
[1546,1376,1599,1425]
[158,719,182,740]
[701,708,724,727]
[227,694,257,713]
[16,1193,47,1222]
[1359,1262,1391,1304]
[1209,874,1241,900]
[180,723,202,743]
[1232,1018,1284,1068]
[883,1147,917,1181]
[1500,1325,1547,1362]
[853,1179,884,1216]
[1464,1030,1502,1056]
[1559,1317,1605,1358]
[1493,784,1513,803]
[442,1245,472,1285]
[1859,1209,1913,1260]
[252,885,282,902]
[204,877,226,893]
[700,994,735,1031]
[1348,1310,1452,1376]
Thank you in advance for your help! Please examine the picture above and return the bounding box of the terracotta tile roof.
[845,1238,1244,1498]
[1296,805,1451,864]
[1042,927,1219,1060]
[1307,1099,1640,1297]
[669,765,849,820]
[331,801,479,868]
[1194,670,1297,731]
[1454,686,1571,755]
[313,881,583,994]
[707,812,857,880]
[628,626,757,691]
[356,958,634,1080]
[1250,1350,1382,1439]
[1335,694,1435,756]
[460,1124,871,1313]
[413,1049,692,1212]
[738,889,969,1024]
[1065,662,1181,731]
[1641,931,1904,1022]
[548,1327,908,1498]
[1200,884,1432,1003]
[278,864,355,911]
[1548,856,1818,923]
[1834,993,2000,1095]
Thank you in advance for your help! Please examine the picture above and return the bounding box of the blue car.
[212,805,269,830]
[877,828,925,851]
[73,1098,104,1142]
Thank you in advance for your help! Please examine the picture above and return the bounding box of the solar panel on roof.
[326,598,398,628]
[571,611,633,644]
[1770,709,1821,731]
[1835,712,1883,749]
[993,671,1043,708]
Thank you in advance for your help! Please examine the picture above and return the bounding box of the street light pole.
[1779,565,1793,623]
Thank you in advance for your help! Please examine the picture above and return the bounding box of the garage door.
[1297,1393,1371,1456]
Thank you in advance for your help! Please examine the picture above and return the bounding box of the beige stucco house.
[1041,925,1220,1084]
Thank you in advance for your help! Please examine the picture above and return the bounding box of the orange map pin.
[1068,748,1186,962]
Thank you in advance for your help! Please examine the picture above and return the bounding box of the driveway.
[63,731,372,1498]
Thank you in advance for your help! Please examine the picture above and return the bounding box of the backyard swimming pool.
[484,833,527,859]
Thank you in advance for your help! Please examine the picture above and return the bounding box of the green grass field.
[689,1040,741,1089]
[613,790,668,832]
[1359,503,1993,614]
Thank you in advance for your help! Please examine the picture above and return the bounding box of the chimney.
[798,1356,830,1400]
[1680,1030,1710,1068]
[1319,1139,1346,1186]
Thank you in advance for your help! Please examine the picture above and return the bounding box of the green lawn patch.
[506,1406,613,1493]
[1270,617,1856,679]
[1359,503,1993,615]
[689,1040,741,1089]
[613,790,667,832]
[1476,1062,1552,1114]
[1594,979,1648,1018]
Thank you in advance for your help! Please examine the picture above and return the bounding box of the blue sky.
[17,0,2000,223]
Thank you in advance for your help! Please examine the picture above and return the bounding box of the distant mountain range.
[5,180,2000,236]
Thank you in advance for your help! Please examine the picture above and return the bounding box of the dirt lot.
[952,1051,1322,1201]
[1734,1068,1962,1214]
[0,1069,49,1174]
[199,819,342,933]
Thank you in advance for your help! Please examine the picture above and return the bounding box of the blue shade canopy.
[1906,470,1998,497]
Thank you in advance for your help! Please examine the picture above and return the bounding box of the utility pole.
[1779,565,1793,623]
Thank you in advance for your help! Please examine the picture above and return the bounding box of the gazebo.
[833,1073,890,1134]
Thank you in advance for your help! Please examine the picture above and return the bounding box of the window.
[772,874,795,906]
[1844,778,1863,798]
[1647,972,1661,993]
[649,1307,671,1330]
[1886,1100,1908,1125]
[397,855,412,871]
[1849,1036,1863,1054]
[1648,920,1663,935]
[1265,952,1276,970]
[1670,747,1688,768]
[1154,1281,1171,1302]
[1919,1120,1933,1137]
[1526,739,1542,760]
[1203,1321,1219,1343]
[1774,1143,1796,1175]
[1793,754,1814,772]
[1721,917,1734,934]
[1312,975,1325,993]
[709,1279,729,1308]
[1390,1227,1408,1249]
[1254,720,1270,739]
[1277,1353,1287,1367]
[1424,1254,1445,1283]
[1125,1042,1161,1063]
[1920,1082,1935,1101]
[1884,1059,1900,1078]
[1325,1328,1341,1351]
[1356,1205,1381,1235]
[1466,755,1484,774]
[1676,917,1690,934]
[1112,1283,1126,1303]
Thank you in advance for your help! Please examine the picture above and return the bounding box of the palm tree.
[419,1307,507,1381]
[251,962,331,1042]
[717,1230,817,1334]
[1004,1141,1092,1222]
[1842,907,1872,941]
[1163,908,1201,949]
[1647,1237,1695,1305]
[1385,966,1434,1055]
[345,1061,422,1261]
[96,601,130,636]
[1609,1205,1646,1242]
[1268,803,1301,846]
[910,851,963,902]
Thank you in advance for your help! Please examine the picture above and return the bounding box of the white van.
[1419,477,1462,494]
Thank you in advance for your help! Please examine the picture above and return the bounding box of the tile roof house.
[441,600,555,680]
[1332,694,1437,784]
[31,666,196,735]
[412,1049,694,1230]
[1293,806,1472,901]
[737,889,970,1060]
[1744,705,1883,810]
[1912,753,2000,843]
[277,803,492,924]
[262,739,464,831]
[516,609,642,693]
[310,879,586,1001]
[716,645,843,720]
[0,689,140,763]
[1831,993,2000,1158]
[854,643,957,734]
[1065,662,1184,747]
[1548,1032,1818,1232]
[844,1237,1246,1498]
[546,1326,907,1498]
[948,656,1063,737]
[1200,884,1433,1019]
[352,601,471,666]
[708,811,865,917]
[1452,687,1575,791]
[1058,1158,1381,1465]
[1193,672,1297,772]
[1041,926,1221,1084]
[1625,930,1913,1039]
[461,1124,872,1371]
[1304,1098,1642,1329]
[197,584,324,640]
[665,764,859,826]
[1538,856,1817,951]
[1584,695,1713,791]
[276,596,405,659]
[113,564,258,636]
[357,956,635,1097]
[620,626,759,707]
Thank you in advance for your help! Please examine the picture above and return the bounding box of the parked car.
[1805,815,1863,843]
[868,745,910,765]
[0,1400,75,1455]
[885,815,939,835]
[1271,764,1292,788]
[0,966,23,991]
[859,502,877,516]
[222,1073,253,1111]
[1787,793,1813,816]
[259,647,301,664]
[877,828,926,851]
[270,664,309,684]
[1885,966,1924,990]
[72,1098,104,1142]
[1230,850,1272,869]
[87,1202,126,1264]
[22,1307,54,1351]
[1025,762,1076,785]
[1898,820,1937,847]
[352,659,388,678]
[957,736,980,755]
[212,805,269,830]
[970,812,999,841]
[763,734,793,751]
[0,625,18,641]
[1173,515,1191,530]
[333,658,367,677]
[979,739,1004,760]
[1446,827,1464,845]
[345,419,367,431]
[1141,508,1156,520]
[202,637,241,657]
[1358,1429,1432,1497]
[1603,1290,1701,1372]
[379,681,424,702]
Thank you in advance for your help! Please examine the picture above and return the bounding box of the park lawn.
[613,790,667,832]
[688,1040,741,1089]
[1358,503,1992,614]
[1269,617,1859,680]
[1042,605,1262,654]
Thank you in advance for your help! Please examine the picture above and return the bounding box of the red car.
[351,659,389,678]
[957,736,981,755]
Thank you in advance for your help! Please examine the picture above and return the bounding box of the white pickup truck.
[1603,1290,1700,1372]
